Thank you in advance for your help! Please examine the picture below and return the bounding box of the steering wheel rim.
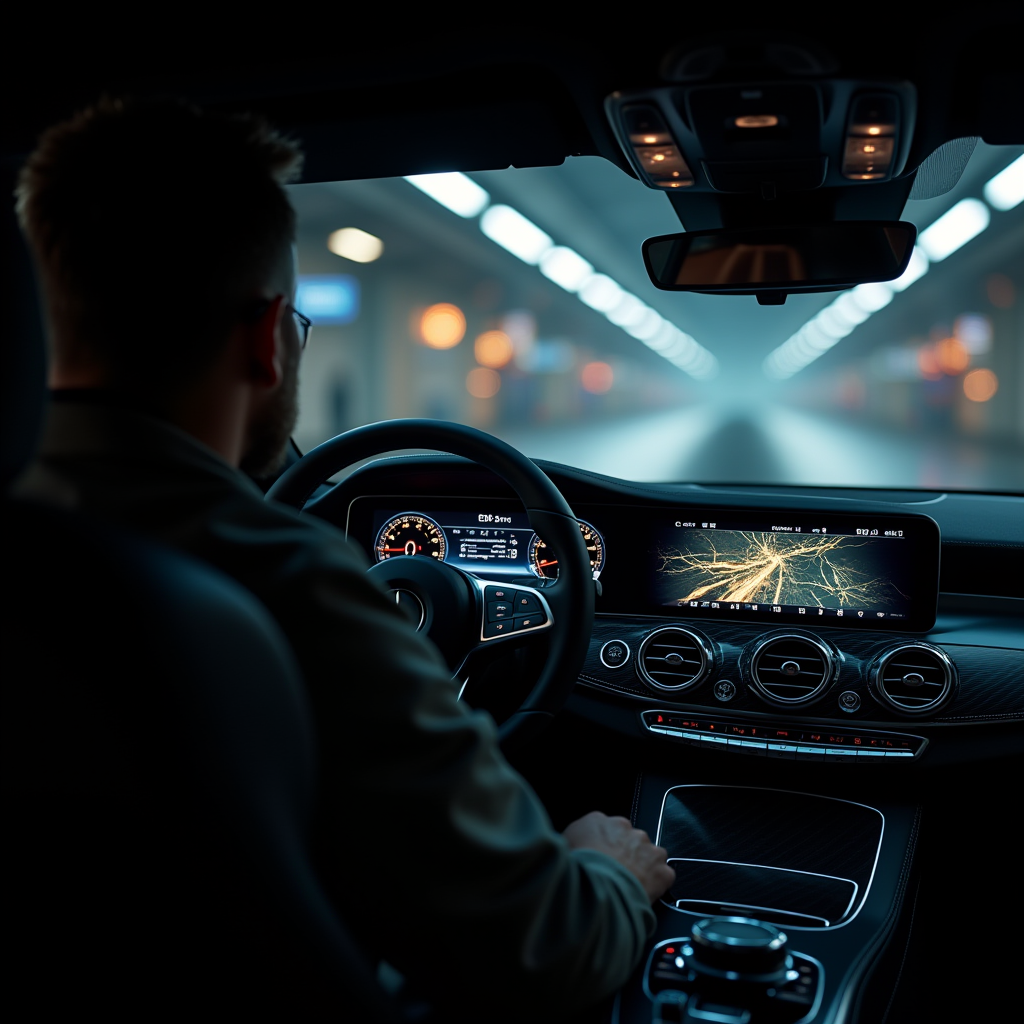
[266,419,595,751]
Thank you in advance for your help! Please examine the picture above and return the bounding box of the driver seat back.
[1,500,397,1020]
[1,182,396,1020]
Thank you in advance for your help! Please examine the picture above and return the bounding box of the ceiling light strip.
[404,173,718,379]
[763,151,1022,380]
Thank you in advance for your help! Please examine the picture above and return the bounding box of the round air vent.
[872,643,956,715]
[637,627,712,692]
[749,634,834,706]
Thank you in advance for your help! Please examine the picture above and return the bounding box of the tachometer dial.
[375,513,447,562]
[529,520,605,580]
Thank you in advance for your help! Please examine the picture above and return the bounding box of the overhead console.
[604,39,916,199]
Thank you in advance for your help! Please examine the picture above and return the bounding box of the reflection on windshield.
[290,144,1023,491]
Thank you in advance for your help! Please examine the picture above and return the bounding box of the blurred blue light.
[296,275,360,324]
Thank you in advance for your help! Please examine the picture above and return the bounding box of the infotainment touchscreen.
[644,510,938,628]
[346,496,941,631]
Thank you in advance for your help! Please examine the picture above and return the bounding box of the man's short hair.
[17,98,302,393]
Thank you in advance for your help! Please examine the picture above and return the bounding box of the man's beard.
[241,343,299,480]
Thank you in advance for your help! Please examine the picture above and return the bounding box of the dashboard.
[311,454,1024,770]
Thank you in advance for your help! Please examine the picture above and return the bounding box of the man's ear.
[246,296,286,388]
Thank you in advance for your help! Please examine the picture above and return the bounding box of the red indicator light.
[854,737,862,745]
[657,715,664,723]
[777,730,789,738]
[666,947,675,954]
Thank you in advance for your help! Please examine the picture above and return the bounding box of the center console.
[613,780,921,1023]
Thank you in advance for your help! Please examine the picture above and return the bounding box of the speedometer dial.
[529,520,605,580]
[374,513,447,563]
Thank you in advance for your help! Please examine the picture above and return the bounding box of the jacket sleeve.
[204,501,656,1014]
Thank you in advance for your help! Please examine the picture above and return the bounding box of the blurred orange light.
[642,134,658,143]
[916,345,942,380]
[963,368,998,402]
[936,337,970,375]
[867,126,881,135]
[420,303,466,349]
[581,361,614,394]
[474,330,513,369]
[466,367,501,399]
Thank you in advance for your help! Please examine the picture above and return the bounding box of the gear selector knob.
[690,917,789,981]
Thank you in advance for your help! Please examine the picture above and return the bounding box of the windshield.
[289,143,1023,491]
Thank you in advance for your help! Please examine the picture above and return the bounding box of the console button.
[796,746,825,761]
[766,743,798,759]
[825,747,857,762]
[701,734,729,750]
[482,620,512,639]
[839,690,862,713]
[600,640,630,669]
[857,749,886,761]
[486,601,512,621]
[713,679,737,702]
[734,739,767,755]
[513,592,542,614]
[884,749,915,759]
[680,731,703,745]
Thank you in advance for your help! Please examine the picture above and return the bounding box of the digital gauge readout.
[374,513,447,562]
[530,520,605,580]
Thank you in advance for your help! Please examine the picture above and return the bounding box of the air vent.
[638,627,712,692]
[873,644,955,715]
[750,634,834,705]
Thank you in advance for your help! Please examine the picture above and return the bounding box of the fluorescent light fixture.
[605,293,647,327]
[403,176,719,379]
[404,172,490,218]
[850,281,894,313]
[983,153,1024,211]
[918,198,990,261]
[832,291,873,326]
[479,205,553,265]
[578,274,624,312]
[889,246,930,292]
[295,275,360,324]
[327,227,383,263]
[539,246,594,291]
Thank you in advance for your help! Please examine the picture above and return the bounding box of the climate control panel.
[642,710,926,762]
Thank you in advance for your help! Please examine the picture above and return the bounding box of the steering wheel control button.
[514,611,547,630]
[484,586,511,602]
[486,600,513,621]
[713,679,737,702]
[482,620,512,639]
[514,592,542,614]
[839,690,862,713]
[600,640,631,669]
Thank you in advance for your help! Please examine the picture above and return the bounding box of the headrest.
[2,174,46,491]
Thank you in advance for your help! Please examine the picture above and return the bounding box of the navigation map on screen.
[654,526,912,620]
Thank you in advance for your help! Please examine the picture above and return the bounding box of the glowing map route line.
[656,532,907,609]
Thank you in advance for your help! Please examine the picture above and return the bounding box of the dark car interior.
[3,14,1023,1023]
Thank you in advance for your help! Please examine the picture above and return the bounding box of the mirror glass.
[644,222,916,292]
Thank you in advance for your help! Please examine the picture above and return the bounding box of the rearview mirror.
[643,221,916,299]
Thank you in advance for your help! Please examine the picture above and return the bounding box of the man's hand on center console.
[563,811,675,903]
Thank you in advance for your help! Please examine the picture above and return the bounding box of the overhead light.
[850,282,895,313]
[539,246,594,291]
[918,198,990,261]
[983,153,1024,211]
[735,115,779,128]
[578,274,624,312]
[327,227,383,263]
[605,293,648,327]
[479,205,553,264]
[404,172,490,218]
[404,171,717,379]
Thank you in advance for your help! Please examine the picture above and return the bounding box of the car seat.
[1,182,398,1021]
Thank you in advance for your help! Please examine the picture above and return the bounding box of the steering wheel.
[266,419,595,751]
